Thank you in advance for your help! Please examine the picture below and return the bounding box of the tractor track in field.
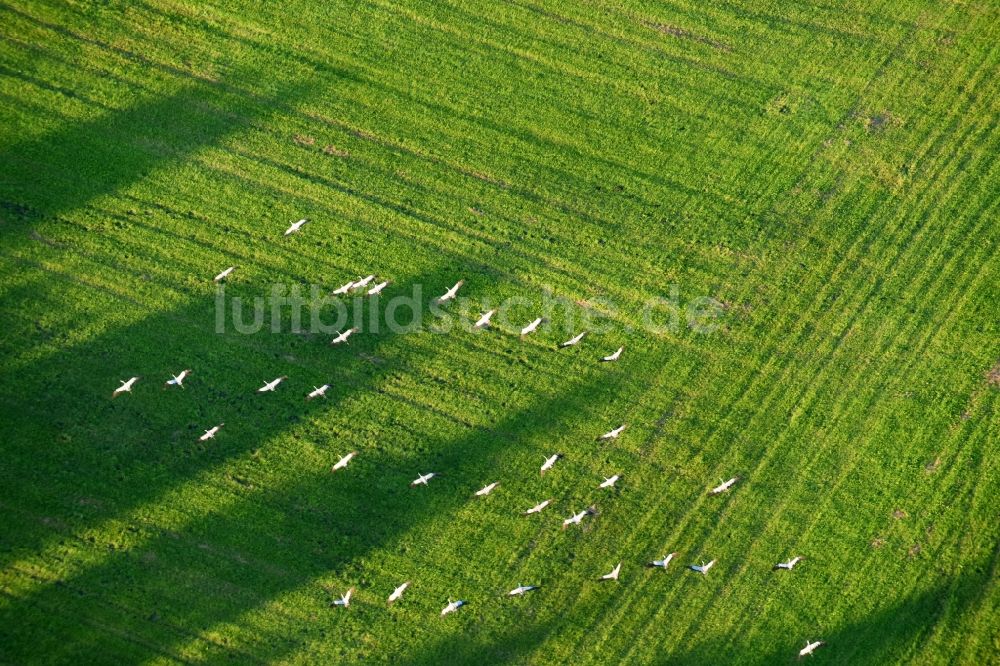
[610,65,1000,656]
[570,20,998,655]
[2,0,997,661]
[711,209,998,658]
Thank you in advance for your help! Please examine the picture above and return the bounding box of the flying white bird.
[411,472,436,487]
[330,328,358,345]
[709,477,740,495]
[112,376,140,398]
[600,563,622,581]
[799,640,825,657]
[436,280,464,303]
[601,346,623,362]
[213,266,235,282]
[352,275,375,290]
[307,384,330,400]
[524,500,552,515]
[332,452,357,471]
[599,475,620,489]
[600,425,627,440]
[562,506,596,529]
[330,587,354,607]
[474,309,496,329]
[774,556,804,571]
[367,280,389,296]
[475,482,499,497]
[520,317,543,336]
[388,581,409,604]
[689,560,717,575]
[164,369,191,389]
[540,454,563,474]
[507,585,538,596]
[199,424,223,441]
[440,599,466,616]
[560,331,587,347]
[331,281,354,295]
[648,553,677,570]
[258,376,287,393]
[284,218,309,236]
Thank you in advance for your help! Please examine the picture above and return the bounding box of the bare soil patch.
[642,21,732,52]
[863,111,900,133]
[987,360,1000,386]
[323,144,349,157]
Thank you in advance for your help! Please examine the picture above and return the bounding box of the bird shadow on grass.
[668,546,999,665]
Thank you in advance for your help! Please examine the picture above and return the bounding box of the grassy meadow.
[0,0,998,663]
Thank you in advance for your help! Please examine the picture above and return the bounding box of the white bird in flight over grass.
[284,218,309,236]
[213,266,235,282]
[799,640,824,657]
[440,599,466,616]
[199,424,223,441]
[520,317,544,336]
[601,346,623,362]
[475,482,499,497]
[331,281,354,295]
[709,477,740,495]
[474,309,496,329]
[689,559,717,575]
[332,452,356,471]
[560,331,587,347]
[524,499,551,515]
[352,275,375,290]
[599,475,621,489]
[437,280,464,303]
[388,582,409,604]
[774,556,804,571]
[112,377,140,398]
[507,585,539,596]
[258,376,287,393]
[600,563,622,581]
[307,384,330,400]
[164,370,191,389]
[562,506,596,529]
[541,454,563,474]
[599,424,627,440]
[648,553,677,570]
[330,328,358,345]
[367,280,389,295]
[411,472,436,487]
[331,587,354,607]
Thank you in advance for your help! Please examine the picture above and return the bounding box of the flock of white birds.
[110,219,825,658]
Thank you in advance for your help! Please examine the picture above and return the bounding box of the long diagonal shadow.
[0,262,471,566]
[0,59,345,575]
[0,64,314,227]
[668,545,1000,664]
[0,287,610,661]
[0,49,354,574]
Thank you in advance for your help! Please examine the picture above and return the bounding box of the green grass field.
[1,0,998,663]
